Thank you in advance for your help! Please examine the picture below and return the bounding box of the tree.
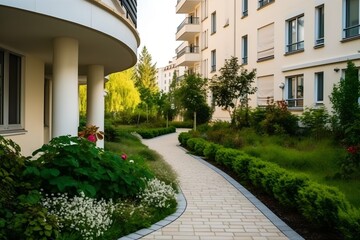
[79,85,87,116]
[176,74,211,130]
[210,56,257,126]
[134,46,159,119]
[330,60,360,139]
[105,68,141,114]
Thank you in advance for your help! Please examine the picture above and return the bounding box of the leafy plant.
[300,106,330,139]
[26,136,153,200]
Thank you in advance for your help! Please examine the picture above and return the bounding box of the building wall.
[176,0,360,121]
[8,55,45,156]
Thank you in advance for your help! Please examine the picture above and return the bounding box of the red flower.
[87,134,97,143]
[347,146,358,154]
[121,154,127,160]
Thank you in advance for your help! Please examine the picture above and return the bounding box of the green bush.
[300,106,330,138]
[215,148,245,168]
[0,136,59,240]
[25,136,153,200]
[136,127,176,139]
[203,143,223,161]
[193,139,209,156]
[339,207,360,240]
[231,154,259,180]
[178,132,192,147]
[170,121,193,128]
[296,182,351,228]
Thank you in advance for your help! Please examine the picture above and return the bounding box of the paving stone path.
[120,130,304,240]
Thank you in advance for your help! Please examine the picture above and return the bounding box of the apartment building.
[175,0,360,120]
[0,0,139,154]
[157,58,187,93]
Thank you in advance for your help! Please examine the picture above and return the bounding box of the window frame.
[343,0,360,39]
[0,49,24,132]
[211,11,217,34]
[242,0,248,17]
[315,72,324,103]
[211,50,216,72]
[285,75,304,108]
[242,35,248,65]
[286,15,305,53]
[315,5,325,46]
[258,0,274,9]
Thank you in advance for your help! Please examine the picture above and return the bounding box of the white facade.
[0,0,139,155]
[157,58,187,93]
[175,0,360,120]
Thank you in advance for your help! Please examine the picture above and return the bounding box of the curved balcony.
[176,0,201,14]
[0,0,140,75]
[176,17,200,41]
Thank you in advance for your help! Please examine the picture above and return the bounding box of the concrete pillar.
[52,37,79,138]
[87,65,105,148]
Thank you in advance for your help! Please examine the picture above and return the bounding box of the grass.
[201,126,360,208]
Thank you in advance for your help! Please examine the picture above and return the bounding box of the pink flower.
[87,134,97,143]
[121,154,127,160]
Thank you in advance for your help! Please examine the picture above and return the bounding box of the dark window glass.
[8,54,21,125]
[0,51,3,125]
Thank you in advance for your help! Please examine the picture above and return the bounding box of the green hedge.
[179,135,360,240]
[136,126,176,139]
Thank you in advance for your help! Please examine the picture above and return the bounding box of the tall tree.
[135,46,159,117]
[105,68,141,114]
[210,56,257,126]
[176,74,211,130]
[79,85,87,116]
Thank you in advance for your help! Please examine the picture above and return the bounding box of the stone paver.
[120,130,303,240]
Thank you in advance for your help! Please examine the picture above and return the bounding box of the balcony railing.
[259,0,274,8]
[177,46,200,58]
[119,0,137,27]
[177,17,200,32]
[286,41,304,53]
[286,98,303,108]
[343,24,360,39]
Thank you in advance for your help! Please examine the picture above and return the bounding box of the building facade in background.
[157,58,187,93]
[0,0,139,154]
[175,0,360,120]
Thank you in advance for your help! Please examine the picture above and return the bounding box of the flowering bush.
[78,125,104,143]
[137,178,176,209]
[41,192,115,240]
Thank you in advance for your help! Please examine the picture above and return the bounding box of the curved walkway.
[121,130,304,240]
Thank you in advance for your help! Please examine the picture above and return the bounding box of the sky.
[137,0,184,67]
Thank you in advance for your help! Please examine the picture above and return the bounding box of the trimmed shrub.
[203,143,223,161]
[296,182,351,228]
[194,139,209,156]
[215,148,245,168]
[136,127,176,139]
[186,138,203,152]
[178,132,192,147]
[231,154,259,180]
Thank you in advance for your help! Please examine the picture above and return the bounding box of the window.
[315,5,325,45]
[257,75,274,106]
[211,12,217,34]
[257,23,274,61]
[0,50,23,131]
[286,15,304,53]
[202,59,208,78]
[242,0,248,17]
[242,35,248,65]
[201,30,208,50]
[201,0,208,20]
[259,0,274,8]
[344,0,360,38]
[315,72,324,103]
[211,50,216,72]
[286,75,304,108]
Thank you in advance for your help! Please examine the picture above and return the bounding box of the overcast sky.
[137,0,184,67]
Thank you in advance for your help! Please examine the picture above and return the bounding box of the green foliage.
[0,136,59,240]
[215,148,245,168]
[203,143,223,161]
[296,182,351,228]
[185,138,208,156]
[178,132,192,147]
[330,61,360,137]
[26,136,153,199]
[259,102,299,135]
[300,106,330,138]
[210,56,257,125]
[136,126,176,139]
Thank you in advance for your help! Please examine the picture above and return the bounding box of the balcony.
[176,0,201,14]
[176,17,200,41]
[176,46,201,66]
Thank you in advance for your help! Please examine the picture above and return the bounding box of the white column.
[87,65,105,148]
[52,37,79,138]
